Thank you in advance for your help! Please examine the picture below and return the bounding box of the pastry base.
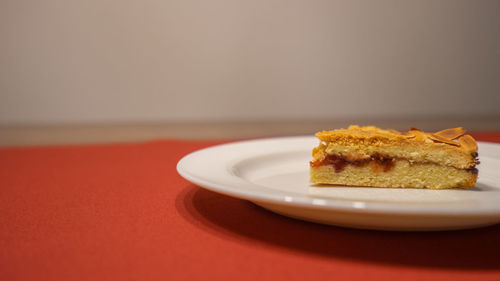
[310,160,477,189]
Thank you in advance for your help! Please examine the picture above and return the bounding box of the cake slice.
[310,126,479,189]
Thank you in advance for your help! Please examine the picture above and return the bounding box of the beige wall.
[1,0,499,125]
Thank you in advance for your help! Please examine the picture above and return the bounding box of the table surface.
[1,131,500,281]
[2,117,500,147]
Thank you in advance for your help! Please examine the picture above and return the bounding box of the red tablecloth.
[1,133,500,281]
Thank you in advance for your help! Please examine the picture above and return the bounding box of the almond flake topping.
[458,134,478,152]
[387,129,401,135]
[429,133,460,146]
[433,127,467,140]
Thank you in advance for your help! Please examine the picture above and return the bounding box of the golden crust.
[314,125,478,169]
[316,125,475,152]
[316,125,407,141]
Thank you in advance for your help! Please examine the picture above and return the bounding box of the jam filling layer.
[310,153,478,174]
[310,153,394,173]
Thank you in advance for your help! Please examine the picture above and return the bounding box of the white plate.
[177,136,500,231]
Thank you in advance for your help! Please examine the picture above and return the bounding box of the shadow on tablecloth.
[176,185,500,270]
